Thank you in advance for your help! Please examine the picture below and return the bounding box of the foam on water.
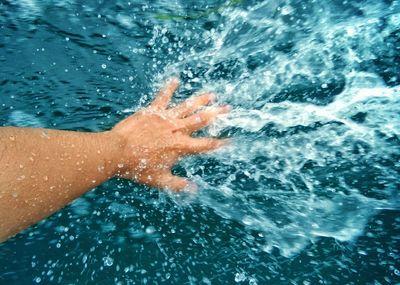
[8,110,44,128]
[157,0,400,256]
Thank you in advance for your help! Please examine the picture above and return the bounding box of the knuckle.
[200,112,210,120]
[193,114,204,123]
[200,95,209,103]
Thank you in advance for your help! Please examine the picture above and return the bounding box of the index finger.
[149,77,179,110]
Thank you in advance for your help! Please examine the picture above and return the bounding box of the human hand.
[111,78,230,191]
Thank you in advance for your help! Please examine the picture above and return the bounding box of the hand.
[111,78,230,191]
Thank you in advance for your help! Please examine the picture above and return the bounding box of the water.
[1,0,400,284]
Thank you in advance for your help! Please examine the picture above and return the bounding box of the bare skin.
[0,78,230,242]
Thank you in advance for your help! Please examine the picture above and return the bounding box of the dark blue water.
[1,0,400,284]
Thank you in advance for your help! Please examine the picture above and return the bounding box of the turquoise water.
[1,0,400,284]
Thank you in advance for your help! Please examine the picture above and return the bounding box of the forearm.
[0,78,228,242]
[0,127,122,241]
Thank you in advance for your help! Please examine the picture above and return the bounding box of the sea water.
[0,0,399,284]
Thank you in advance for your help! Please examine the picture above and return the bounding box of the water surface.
[1,0,400,284]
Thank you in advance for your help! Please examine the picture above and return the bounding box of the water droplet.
[161,36,169,44]
[281,5,293,15]
[249,277,258,285]
[17,175,26,181]
[103,256,113,267]
[346,26,356,36]
[234,272,246,282]
[41,130,50,138]
[145,226,156,235]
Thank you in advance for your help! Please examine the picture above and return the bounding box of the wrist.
[97,131,127,178]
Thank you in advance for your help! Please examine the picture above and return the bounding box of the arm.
[0,78,229,241]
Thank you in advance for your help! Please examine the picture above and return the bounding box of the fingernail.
[223,105,231,112]
[170,77,180,84]
[208,93,216,102]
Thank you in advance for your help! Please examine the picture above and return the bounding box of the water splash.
[3,0,399,261]
[157,0,400,256]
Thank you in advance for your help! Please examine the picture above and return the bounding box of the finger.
[184,137,229,154]
[156,173,195,192]
[169,92,215,118]
[150,77,179,110]
[180,105,230,133]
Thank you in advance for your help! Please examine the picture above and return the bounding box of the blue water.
[1,0,400,284]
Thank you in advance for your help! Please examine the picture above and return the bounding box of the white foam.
[8,110,44,128]
[159,0,400,256]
